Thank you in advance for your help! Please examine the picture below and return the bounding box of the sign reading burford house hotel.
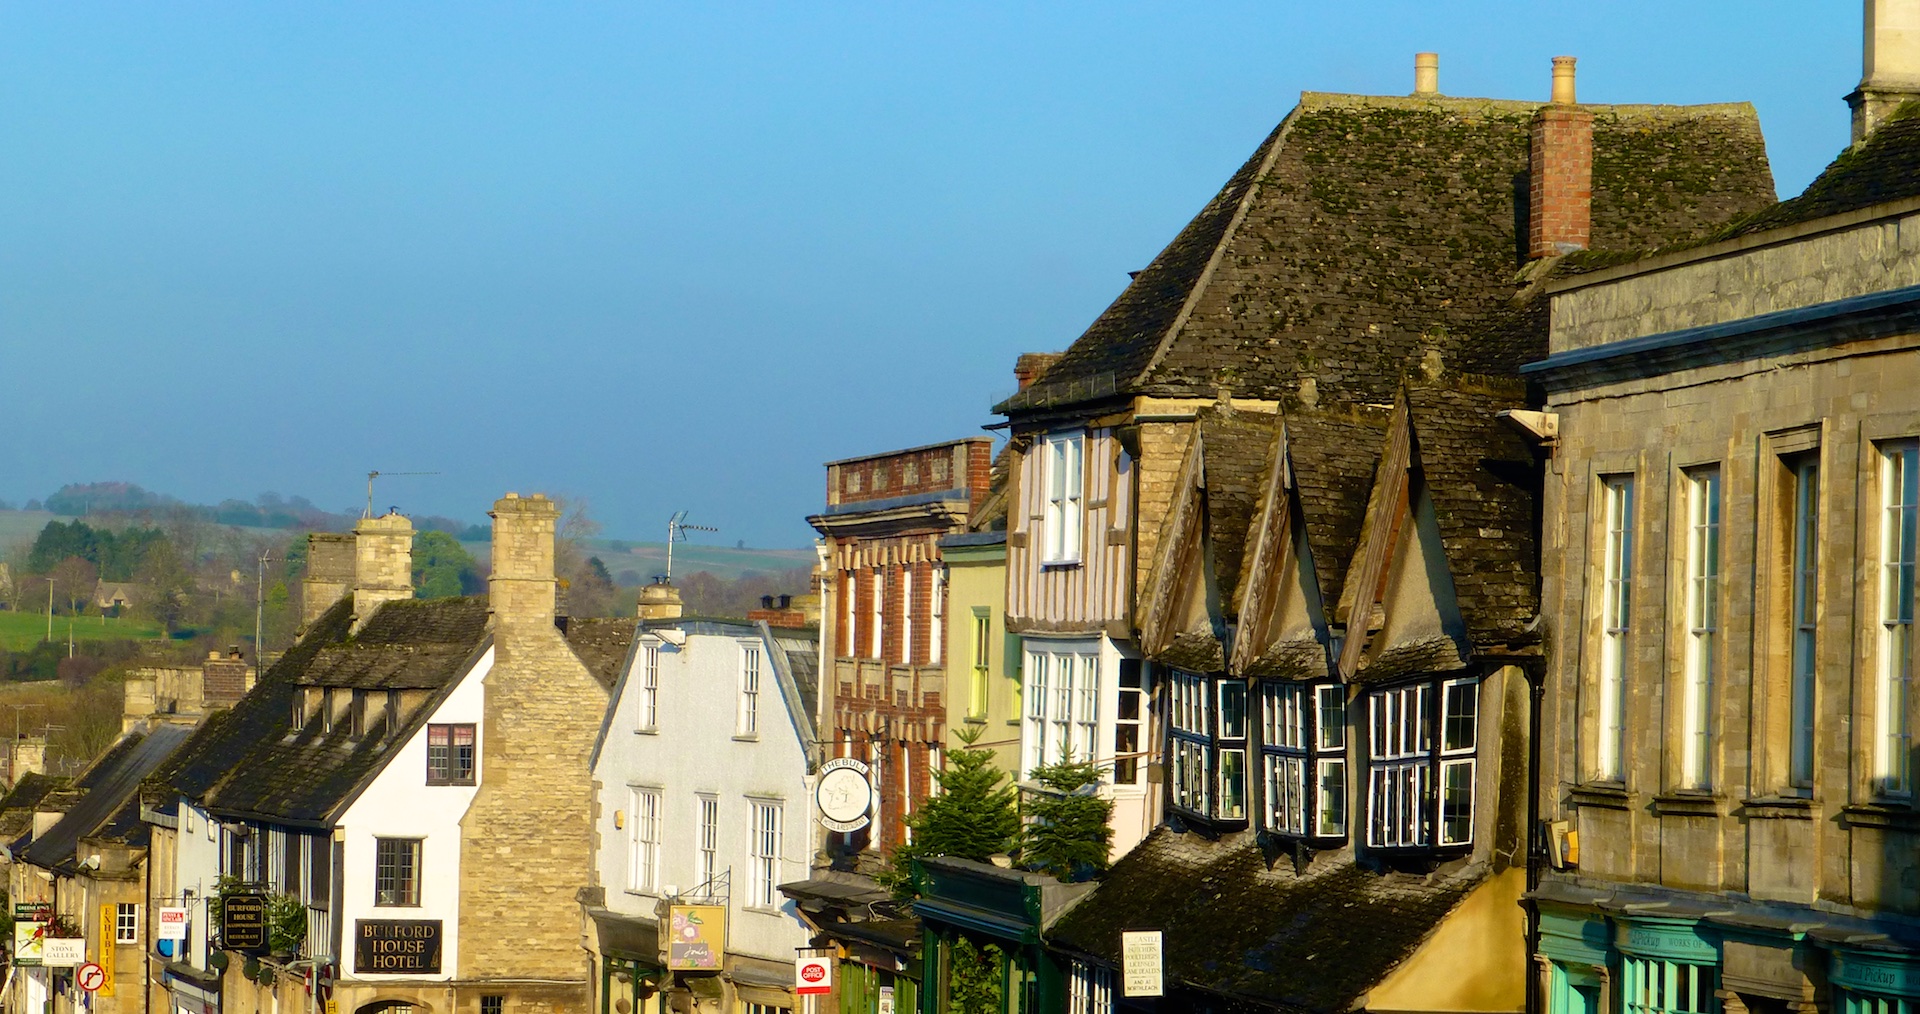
[355,920,443,974]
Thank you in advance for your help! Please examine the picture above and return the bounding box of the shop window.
[1620,957,1717,1014]
[1068,961,1115,1014]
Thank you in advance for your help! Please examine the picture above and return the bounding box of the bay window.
[1168,670,1247,823]
[1022,643,1100,776]
[1366,677,1479,849]
[1261,682,1346,839]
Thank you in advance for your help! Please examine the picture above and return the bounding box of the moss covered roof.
[997,93,1774,416]
[1717,98,1920,240]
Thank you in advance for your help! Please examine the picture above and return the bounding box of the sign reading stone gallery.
[354,920,442,974]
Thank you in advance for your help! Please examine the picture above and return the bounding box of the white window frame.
[1112,660,1146,786]
[901,565,914,665]
[696,793,719,897]
[1021,643,1101,775]
[1068,961,1115,1014]
[1879,441,1918,796]
[749,799,784,909]
[1261,682,1345,838]
[1680,467,1720,790]
[1788,457,1820,790]
[115,903,139,945]
[931,565,946,663]
[1597,475,1635,782]
[870,567,884,659]
[639,643,660,732]
[1167,670,1247,822]
[1365,678,1478,849]
[738,642,762,737]
[1042,432,1085,565]
[628,787,661,893]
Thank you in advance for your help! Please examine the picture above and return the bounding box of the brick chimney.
[489,493,558,629]
[1013,353,1063,391]
[1529,56,1593,259]
[352,513,414,634]
[747,593,809,628]
[203,646,252,708]
[301,532,356,629]
[1852,0,1920,143]
[1414,53,1440,96]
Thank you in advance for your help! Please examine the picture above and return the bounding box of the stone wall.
[351,513,414,633]
[1549,208,1920,352]
[456,493,606,996]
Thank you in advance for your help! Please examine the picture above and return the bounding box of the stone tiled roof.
[1199,408,1279,616]
[21,725,194,869]
[1048,826,1486,1012]
[998,94,1773,416]
[1279,408,1390,614]
[1718,98,1920,241]
[0,772,68,844]
[157,595,492,825]
[564,617,638,690]
[1405,379,1540,647]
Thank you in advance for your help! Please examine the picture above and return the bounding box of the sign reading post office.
[355,920,443,974]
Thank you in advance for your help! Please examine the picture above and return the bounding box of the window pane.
[1440,758,1475,845]
[1218,749,1247,820]
[1789,458,1819,789]
[1218,681,1247,740]
[1317,685,1346,750]
[1442,682,1478,753]
[1317,758,1347,836]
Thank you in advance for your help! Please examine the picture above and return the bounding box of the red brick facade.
[1529,103,1594,258]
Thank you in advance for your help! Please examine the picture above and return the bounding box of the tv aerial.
[365,470,440,518]
[666,511,717,582]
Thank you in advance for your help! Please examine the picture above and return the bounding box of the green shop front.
[911,857,1093,1014]
[1536,891,1920,1014]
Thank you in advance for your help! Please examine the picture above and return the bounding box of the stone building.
[140,499,630,1014]
[909,48,1780,1014]
[1529,7,1920,1012]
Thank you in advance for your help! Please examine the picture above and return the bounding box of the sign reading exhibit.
[354,920,443,974]
[815,757,874,833]
[667,905,727,971]
[1121,929,1164,997]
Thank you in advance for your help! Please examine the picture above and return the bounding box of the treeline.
[22,482,487,539]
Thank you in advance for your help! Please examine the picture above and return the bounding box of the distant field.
[0,510,812,584]
[0,610,164,651]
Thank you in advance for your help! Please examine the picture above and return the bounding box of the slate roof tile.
[1718,98,1920,240]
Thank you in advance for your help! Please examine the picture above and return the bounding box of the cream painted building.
[1530,11,1920,1011]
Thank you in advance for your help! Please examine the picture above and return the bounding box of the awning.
[590,908,662,964]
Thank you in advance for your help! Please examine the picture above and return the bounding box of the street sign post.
[76,962,106,992]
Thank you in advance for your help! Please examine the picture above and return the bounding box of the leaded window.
[1366,677,1479,849]
[1261,682,1346,838]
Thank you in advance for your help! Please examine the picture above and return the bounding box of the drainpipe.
[1525,657,1545,1014]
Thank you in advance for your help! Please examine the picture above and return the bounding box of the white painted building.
[590,615,820,1014]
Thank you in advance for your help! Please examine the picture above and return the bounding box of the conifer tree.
[1021,757,1113,881]
[884,725,1019,898]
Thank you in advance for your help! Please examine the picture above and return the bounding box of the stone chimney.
[9,736,46,787]
[1414,53,1440,96]
[636,579,683,621]
[1013,353,1063,391]
[489,493,558,629]
[1529,56,1594,259]
[1852,0,1920,143]
[352,513,414,634]
[301,532,356,629]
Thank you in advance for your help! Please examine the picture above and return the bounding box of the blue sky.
[0,3,1858,547]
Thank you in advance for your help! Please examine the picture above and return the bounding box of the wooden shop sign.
[354,919,442,974]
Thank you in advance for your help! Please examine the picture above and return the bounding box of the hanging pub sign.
[666,905,726,971]
[815,757,874,833]
[13,902,51,967]
[221,892,268,952]
[355,920,442,974]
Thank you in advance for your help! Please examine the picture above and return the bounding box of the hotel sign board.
[354,920,443,975]
[221,892,268,952]
[1122,929,1164,997]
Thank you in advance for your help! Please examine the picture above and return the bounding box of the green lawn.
[0,610,164,651]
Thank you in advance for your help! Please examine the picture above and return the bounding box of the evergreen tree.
[948,937,1005,1014]
[1021,757,1113,882]
[884,725,1019,898]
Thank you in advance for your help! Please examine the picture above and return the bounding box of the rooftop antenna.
[666,511,717,582]
[365,471,439,518]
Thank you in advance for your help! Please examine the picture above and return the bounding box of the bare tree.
[49,556,98,617]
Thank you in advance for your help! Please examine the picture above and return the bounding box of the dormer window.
[351,691,390,739]
[1168,671,1248,823]
[1261,682,1347,840]
[1366,676,1479,849]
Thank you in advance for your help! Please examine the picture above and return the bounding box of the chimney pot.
[779,594,792,609]
[1414,53,1440,95]
[1550,55,1578,105]
[761,595,775,610]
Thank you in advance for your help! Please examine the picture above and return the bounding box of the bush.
[1021,758,1113,882]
